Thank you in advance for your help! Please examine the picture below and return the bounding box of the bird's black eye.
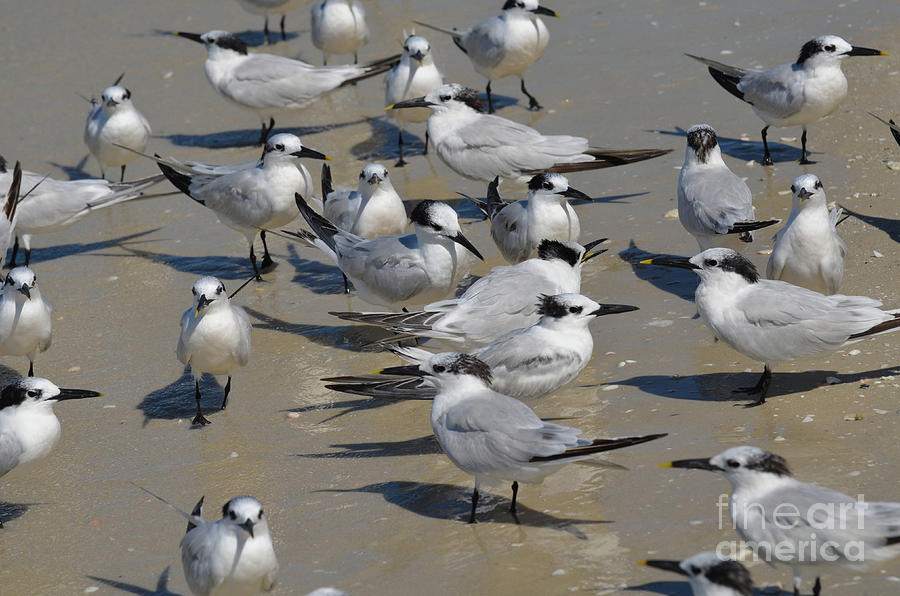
[568,305,582,314]
[690,566,701,575]
[218,285,225,294]
[275,143,284,151]
[5,277,11,285]
[229,511,237,520]
[825,44,836,52]
[704,259,718,267]
[192,288,197,295]
[258,509,264,519]
[125,89,131,99]
[727,459,740,468]
[439,94,451,102]
[790,185,796,193]
[432,225,443,232]
[403,45,409,52]
[433,365,446,373]
[27,390,39,398]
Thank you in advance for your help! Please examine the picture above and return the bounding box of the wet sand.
[2,0,900,594]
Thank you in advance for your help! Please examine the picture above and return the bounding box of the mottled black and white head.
[684,124,721,165]
[409,200,484,260]
[666,446,793,488]
[100,85,133,112]
[502,0,559,18]
[220,495,268,539]
[263,133,329,165]
[359,163,391,189]
[642,551,753,596]
[419,352,493,387]
[537,239,583,267]
[527,173,592,203]
[790,173,826,208]
[390,83,485,114]
[0,377,100,413]
[191,276,227,316]
[537,293,638,325]
[402,34,433,65]
[645,248,759,285]
[4,266,37,300]
[796,35,887,67]
[173,30,249,57]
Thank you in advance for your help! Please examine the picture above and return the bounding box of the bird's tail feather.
[324,376,435,399]
[329,309,439,331]
[848,314,900,340]
[530,433,667,462]
[530,148,672,175]
[340,54,402,87]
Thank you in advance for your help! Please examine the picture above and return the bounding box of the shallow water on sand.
[3,0,900,594]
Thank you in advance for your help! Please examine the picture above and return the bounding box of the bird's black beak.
[173,31,204,44]
[589,304,639,317]
[662,458,721,471]
[367,174,383,184]
[194,294,212,318]
[106,99,119,107]
[846,46,889,57]
[291,147,331,161]
[638,559,687,576]
[533,5,560,17]
[55,388,103,402]
[562,186,592,201]
[411,50,425,63]
[639,256,700,270]
[18,284,31,299]
[388,97,434,110]
[240,519,255,538]
[450,232,485,261]
[373,364,424,377]
[797,188,814,200]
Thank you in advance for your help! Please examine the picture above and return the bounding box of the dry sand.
[2,0,900,594]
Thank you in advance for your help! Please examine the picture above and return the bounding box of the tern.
[384,32,444,166]
[420,352,666,523]
[310,0,368,65]
[641,248,900,404]
[292,195,484,308]
[321,163,406,238]
[158,133,329,277]
[176,277,252,426]
[414,0,559,113]
[665,446,900,596]
[330,238,605,348]
[677,124,778,250]
[638,552,754,596]
[767,174,846,295]
[325,293,638,400]
[688,36,888,165]
[0,267,52,377]
[84,81,151,182]
[389,83,671,182]
[172,30,399,145]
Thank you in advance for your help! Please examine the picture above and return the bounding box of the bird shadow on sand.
[839,206,900,243]
[319,480,608,538]
[110,244,260,281]
[619,240,698,302]
[296,434,441,458]
[611,365,900,404]
[47,155,93,180]
[0,501,31,526]
[654,126,809,163]
[7,227,164,268]
[243,306,397,354]
[151,27,300,48]
[159,118,369,150]
[622,581,693,595]
[85,567,177,596]
[137,369,226,427]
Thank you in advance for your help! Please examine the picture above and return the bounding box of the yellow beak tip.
[659,462,673,468]
[324,155,333,161]
[882,51,892,56]
[635,560,648,566]
[553,12,561,18]
[639,258,654,265]
[385,104,394,111]
[194,310,200,318]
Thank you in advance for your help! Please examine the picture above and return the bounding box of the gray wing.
[461,16,507,69]
[678,166,753,235]
[180,524,220,596]
[176,307,194,365]
[323,187,360,231]
[0,428,24,477]
[189,168,272,228]
[233,306,252,367]
[490,200,530,263]
[336,235,431,302]
[738,63,806,120]
[227,55,368,109]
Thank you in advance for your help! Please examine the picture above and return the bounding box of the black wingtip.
[728,219,780,235]
[186,495,204,534]
[321,162,333,203]
[485,176,505,218]
[708,67,745,101]
[158,162,196,200]
[295,193,340,253]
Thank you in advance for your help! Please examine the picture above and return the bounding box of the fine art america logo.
[714,493,870,562]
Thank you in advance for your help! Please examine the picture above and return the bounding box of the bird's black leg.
[120,165,126,183]
[263,16,271,44]
[734,365,772,406]
[260,230,274,270]
[23,248,30,268]
[27,361,33,377]
[279,14,286,41]
[812,577,821,596]
[521,79,542,111]
[221,376,232,410]
[258,117,275,146]
[761,126,773,165]
[342,273,350,293]
[509,481,521,524]
[395,130,407,167]
[799,128,812,165]
[192,380,211,425]
[250,245,263,281]
[323,54,328,66]
[354,52,358,65]
[8,236,19,268]
[424,129,430,156]
[468,486,479,524]
[486,81,494,114]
